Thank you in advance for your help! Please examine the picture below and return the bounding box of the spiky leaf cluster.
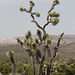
[25,48,29,51]
[30,1,35,6]
[23,64,28,70]
[32,43,38,50]
[53,0,59,5]
[25,42,31,47]
[7,51,14,58]
[51,18,59,26]
[35,38,39,44]
[45,34,51,45]
[25,31,32,40]
[17,38,23,46]
[43,62,47,67]
[28,31,32,36]
[48,12,59,17]
[37,29,42,36]
[25,34,29,40]
[26,34,29,40]
[36,13,40,17]
[20,7,26,12]
[24,31,39,51]
[17,38,22,43]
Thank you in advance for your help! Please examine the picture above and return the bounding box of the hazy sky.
[0,0,75,39]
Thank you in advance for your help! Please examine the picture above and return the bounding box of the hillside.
[0,35,75,62]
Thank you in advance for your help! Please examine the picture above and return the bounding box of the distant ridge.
[0,35,75,62]
[0,35,75,46]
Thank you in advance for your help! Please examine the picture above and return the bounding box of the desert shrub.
[52,72,64,75]
[16,66,23,74]
[25,64,32,75]
[52,62,75,75]
[69,63,75,74]
[0,63,11,75]
[16,63,32,75]
[58,63,68,71]
[66,58,75,65]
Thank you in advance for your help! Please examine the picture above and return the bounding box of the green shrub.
[69,63,75,74]
[0,63,11,75]
[52,72,64,75]
[66,58,75,65]
[16,66,23,73]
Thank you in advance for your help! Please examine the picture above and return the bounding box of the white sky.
[0,0,75,39]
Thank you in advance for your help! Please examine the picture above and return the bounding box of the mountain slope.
[0,35,75,62]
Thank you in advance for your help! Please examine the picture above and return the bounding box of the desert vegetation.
[0,0,75,75]
[0,60,75,75]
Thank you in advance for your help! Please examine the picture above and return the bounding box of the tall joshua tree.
[17,0,64,75]
[7,51,15,75]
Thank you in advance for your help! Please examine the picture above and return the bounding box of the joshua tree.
[17,0,64,75]
[7,51,15,75]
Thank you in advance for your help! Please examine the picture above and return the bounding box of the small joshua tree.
[7,51,15,75]
[18,0,64,75]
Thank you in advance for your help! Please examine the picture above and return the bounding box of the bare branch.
[48,4,55,13]
[24,8,30,13]
[43,21,51,29]
[31,20,43,30]
[29,6,33,13]
[31,13,35,20]
[52,32,64,61]
[57,33,64,47]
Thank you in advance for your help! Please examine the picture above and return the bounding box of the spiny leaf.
[20,7,24,12]
[20,7,26,12]
[53,0,59,5]
[27,31,32,37]
[45,34,51,45]
[48,12,60,17]
[51,18,59,26]
[25,48,29,51]
[25,34,30,39]
[26,42,31,47]
[23,64,28,70]
[43,62,47,67]
[37,29,42,36]
[32,43,38,50]
[35,38,39,44]
[7,51,14,57]
[30,1,35,6]
[17,38,23,46]
[17,38,21,43]
[36,13,40,17]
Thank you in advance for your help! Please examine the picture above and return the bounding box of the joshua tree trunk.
[10,57,15,75]
[47,62,52,75]
[12,63,15,75]
[31,56,35,75]
[46,45,51,75]
[38,63,43,75]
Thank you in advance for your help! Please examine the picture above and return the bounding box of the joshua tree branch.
[31,20,43,30]
[29,6,33,12]
[52,32,64,61]
[22,6,42,30]
[43,21,51,29]
[31,13,35,21]
[48,4,56,13]
[43,4,56,29]
[57,33,64,47]
[47,3,56,22]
